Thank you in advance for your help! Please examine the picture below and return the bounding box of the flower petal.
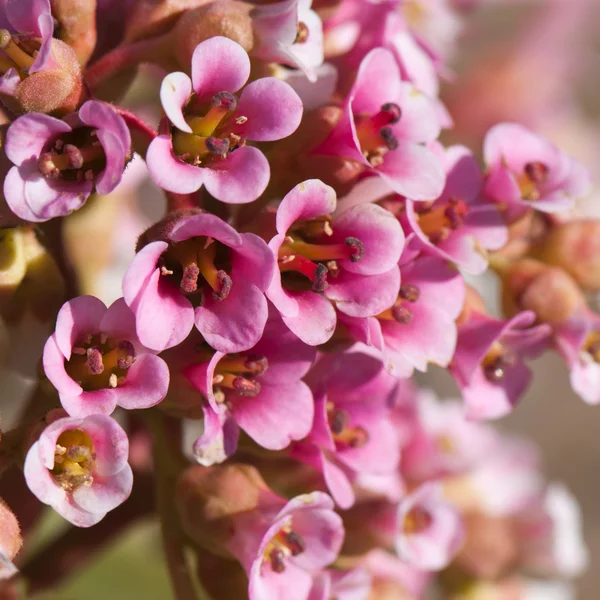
[160,72,193,133]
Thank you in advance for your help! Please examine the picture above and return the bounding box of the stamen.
[313,263,328,293]
[283,531,305,556]
[232,376,261,396]
[116,340,136,370]
[295,21,309,44]
[181,264,200,293]
[86,347,104,375]
[329,409,349,435]
[279,254,329,291]
[524,161,549,185]
[392,304,413,324]
[380,126,399,151]
[381,102,402,124]
[344,237,364,262]
[482,352,517,383]
[399,283,420,302]
[0,30,35,71]
[269,548,286,573]
[205,136,230,157]
[210,91,238,112]
[213,270,232,301]
[244,355,269,376]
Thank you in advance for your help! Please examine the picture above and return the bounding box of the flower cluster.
[0,0,595,599]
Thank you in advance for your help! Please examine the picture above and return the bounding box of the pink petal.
[30,12,54,73]
[99,298,140,350]
[282,291,337,345]
[24,441,68,507]
[82,414,130,475]
[146,134,205,194]
[116,354,170,410]
[234,233,276,292]
[94,129,127,195]
[321,453,355,509]
[230,381,314,450]
[169,212,242,247]
[235,77,303,141]
[391,83,441,143]
[78,101,131,152]
[5,113,71,166]
[122,241,167,311]
[42,335,83,397]
[160,72,193,133]
[59,388,117,418]
[72,465,133,514]
[191,36,250,101]
[203,146,270,204]
[6,0,50,34]
[193,403,239,466]
[55,295,107,359]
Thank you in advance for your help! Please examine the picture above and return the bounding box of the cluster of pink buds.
[0,0,596,598]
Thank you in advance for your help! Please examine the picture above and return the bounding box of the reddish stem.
[113,106,157,157]
[166,192,200,212]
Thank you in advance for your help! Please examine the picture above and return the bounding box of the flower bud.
[0,500,21,578]
[15,40,85,115]
[171,2,254,70]
[176,463,270,554]
[501,259,585,324]
[51,0,98,65]
[533,220,600,291]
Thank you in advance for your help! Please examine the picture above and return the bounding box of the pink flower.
[43,296,169,417]
[292,350,401,509]
[0,0,54,95]
[396,482,464,571]
[267,179,404,345]
[483,123,591,222]
[186,310,315,456]
[224,491,344,600]
[308,566,371,600]
[4,100,131,222]
[123,211,275,353]
[342,254,465,378]
[315,48,444,200]
[24,413,133,527]
[146,36,303,203]
[451,310,552,421]
[251,0,324,82]
[402,144,507,274]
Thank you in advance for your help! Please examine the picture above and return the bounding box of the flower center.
[415,197,469,244]
[354,103,402,167]
[51,429,96,492]
[278,215,364,293]
[516,161,549,202]
[263,521,306,574]
[327,404,369,449]
[211,353,268,402]
[481,342,516,383]
[161,237,233,302]
[38,128,107,183]
[403,506,432,535]
[376,283,421,325]
[0,29,39,75]
[172,91,247,167]
[65,333,136,391]
[294,22,309,44]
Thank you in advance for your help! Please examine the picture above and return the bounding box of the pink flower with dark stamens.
[251,0,324,82]
[43,296,169,417]
[224,491,344,600]
[314,48,444,200]
[267,179,403,346]
[24,413,133,527]
[292,350,400,509]
[186,310,315,457]
[4,100,131,222]
[396,482,464,571]
[123,211,275,353]
[483,123,591,222]
[402,144,507,274]
[0,0,54,95]
[451,310,552,421]
[342,254,465,378]
[146,36,303,203]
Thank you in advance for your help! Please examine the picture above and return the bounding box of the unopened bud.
[0,500,21,577]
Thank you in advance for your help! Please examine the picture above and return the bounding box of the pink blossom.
[186,310,315,457]
[315,48,444,200]
[123,211,275,353]
[395,482,464,571]
[43,296,169,417]
[251,0,324,82]
[0,0,54,96]
[402,144,507,274]
[483,123,591,221]
[24,413,133,527]
[4,101,131,222]
[451,310,552,421]
[267,179,404,345]
[342,254,465,378]
[225,491,344,600]
[146,36,303,203]
[292,350,401,509]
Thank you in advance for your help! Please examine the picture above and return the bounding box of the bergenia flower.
[267,179,403,345]
[315,48,444,200]
[146,36,303,203]
[402,144,507,274]
[483,123,591,221]
[123,210,275,353]
[43,296,169,417]
[24,413,133,527]
[224,492,344,600]
[4,100,131,222]
[451,310,552,421]
[292,350,400,509]
[0,0,54,94]
[251,0,324,82]
[186,310,315,457]
[395,482,464,571]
